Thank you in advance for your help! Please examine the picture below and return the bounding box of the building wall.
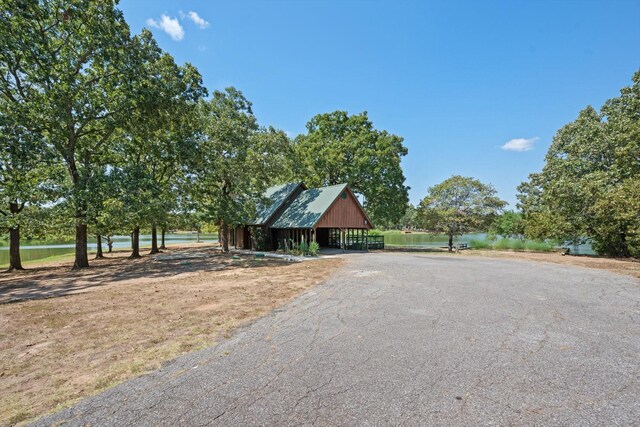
[315,189,372,229]
[234,227,251,249]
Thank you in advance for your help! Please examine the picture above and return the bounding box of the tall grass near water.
[469,238,555,252]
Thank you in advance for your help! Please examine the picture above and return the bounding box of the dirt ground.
[384,246,640,279]
[0,245,342,425]
[465,249,640,279]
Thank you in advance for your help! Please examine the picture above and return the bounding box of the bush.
[308,241,320,256]
[493,238,512,250]
[524,240,555,252]
[510,239,526,250]
[299,241,309,256]
[469,238,491,249]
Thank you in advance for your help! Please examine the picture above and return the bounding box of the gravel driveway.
[33,253,640,426]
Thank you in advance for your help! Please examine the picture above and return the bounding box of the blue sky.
[120,0,640,207]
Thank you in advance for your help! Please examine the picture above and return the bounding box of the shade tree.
[416,176,506,251]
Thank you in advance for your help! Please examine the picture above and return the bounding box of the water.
[381,232,595,254]
[0,233,218,267]
[382,232,488,248]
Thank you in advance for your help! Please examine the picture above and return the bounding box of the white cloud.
[501,137,538,152]
[146,14,184,41]
[186,11,210,29]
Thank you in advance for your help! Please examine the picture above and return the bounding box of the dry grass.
[465,250,640,279]
[0,246,342,425]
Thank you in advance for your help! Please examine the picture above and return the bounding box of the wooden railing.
[345,235,384,250]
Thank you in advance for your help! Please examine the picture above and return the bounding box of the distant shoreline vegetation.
[372,230,558,253]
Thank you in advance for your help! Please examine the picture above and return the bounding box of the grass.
[469,238,556,252]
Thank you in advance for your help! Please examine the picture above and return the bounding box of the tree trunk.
[73,222,90,269]
[220,221,229,253]
[106,236,113,253]
[95,234,104,259]
[160,228,167,250]
[6,217,24,273]
[8,225,24,271]
[6,202,24,271]
[129,227,141,259]
[69,152,90,269]
[150,225,160,254]
[448,233,454,252]
[197,228,201,243]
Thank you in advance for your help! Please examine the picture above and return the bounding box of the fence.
[345,234,384,250]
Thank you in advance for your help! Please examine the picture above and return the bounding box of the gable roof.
[251,182,304,225]
[271,183,349,229]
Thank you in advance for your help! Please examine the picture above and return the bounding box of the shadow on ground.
[0,247,292,304]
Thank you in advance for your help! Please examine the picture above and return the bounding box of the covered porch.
[272,227,383,251]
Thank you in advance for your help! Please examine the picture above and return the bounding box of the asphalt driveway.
[34,253,640,426]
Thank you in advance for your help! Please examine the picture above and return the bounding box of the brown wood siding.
[315,190,372,229]
[235,227,251,249]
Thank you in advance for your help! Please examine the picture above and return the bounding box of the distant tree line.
[0,0,410,270]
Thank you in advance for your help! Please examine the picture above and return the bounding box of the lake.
[0,233,218,267]
[382,232,488,248]
[380,231,595,254]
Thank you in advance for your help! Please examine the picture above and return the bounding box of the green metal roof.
[271,183,348,229]
[251,182,302,225]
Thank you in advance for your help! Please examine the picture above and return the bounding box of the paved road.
[34,254,640,426]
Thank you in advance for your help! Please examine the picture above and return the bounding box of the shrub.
[469,238,491,249]
[299,241,309,256]
[308,241,320,256]
[510,239,526,250]
[493,238,512,250]
[524,240,555,252]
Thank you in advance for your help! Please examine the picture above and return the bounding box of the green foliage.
[489,211,525,239]
[0,0,154,267]
[190,88,265,251]
[524,240,556,252]
[299,241,309,256]
[1,2,416,265]
[293,111,409,227]
[249,227,267,251]
[308,241,320,256]
[468,238,491,249]
[493,238,511,250]
[416,176,506,250]
[469,238,555,252]
[518,70,640,257]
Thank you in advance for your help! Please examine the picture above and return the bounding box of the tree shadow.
[0,247,293,304]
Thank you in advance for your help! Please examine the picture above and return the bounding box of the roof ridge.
[305,183,348,191]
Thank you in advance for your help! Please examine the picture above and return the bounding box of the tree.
[116,34,206,258]
[191,88,262,252]
[489,210,525,240]
[398,203,418,230]
[0,0,148,268]
[293,111,409,226]
[517,70,640,257]
[0,106,61,270]
[416,176,506,251]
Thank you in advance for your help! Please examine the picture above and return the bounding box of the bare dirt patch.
[0,246,342,425]
[465,250,640,279]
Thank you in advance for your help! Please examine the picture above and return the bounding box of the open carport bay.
[34,253,640,426]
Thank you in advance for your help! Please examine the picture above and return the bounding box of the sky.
[119,0,640,207]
